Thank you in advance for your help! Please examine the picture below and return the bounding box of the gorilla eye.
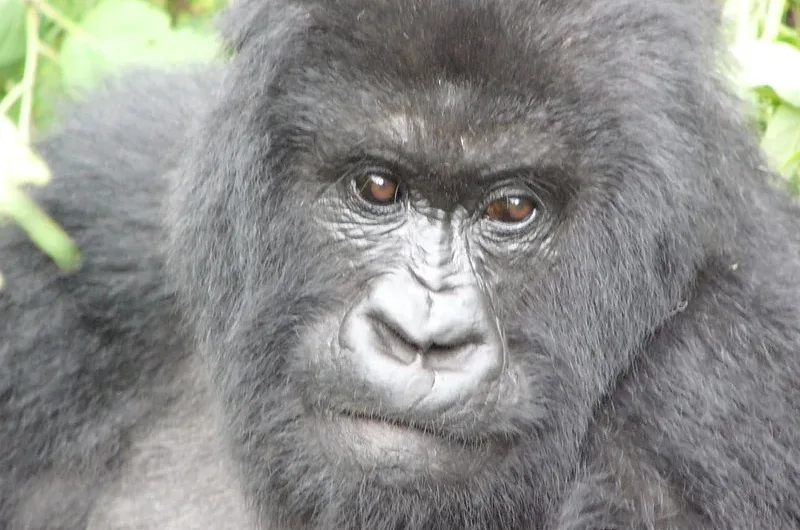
[484,196,536,224]
[353,172,401,206]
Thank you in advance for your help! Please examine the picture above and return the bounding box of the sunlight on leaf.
[733,40,800,107]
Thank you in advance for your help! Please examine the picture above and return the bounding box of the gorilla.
[2,0,800,528]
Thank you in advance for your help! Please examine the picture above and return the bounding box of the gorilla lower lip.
[316,411,434,463]
[346,414,429,445]
[331,410,439,444]
[312,409,492,480]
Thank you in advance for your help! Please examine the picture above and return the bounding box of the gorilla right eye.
[484,195,537,224]
[353,171,401,206]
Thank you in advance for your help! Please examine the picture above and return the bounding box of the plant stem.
[18,4,41,143]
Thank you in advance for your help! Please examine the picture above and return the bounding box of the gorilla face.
[167,0,720,527]
[216,81,571,526]
[297,136,549,473]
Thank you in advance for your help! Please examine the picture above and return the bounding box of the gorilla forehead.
[304,0,539,86]
[251,4,572,202]
[289,0,693,91]
[235,0,713,193]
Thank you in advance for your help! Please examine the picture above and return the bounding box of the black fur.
[0,69,221,528]
[2,0,800,529]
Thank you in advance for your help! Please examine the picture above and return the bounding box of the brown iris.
[357,173,399,205]
[484,196,536,224]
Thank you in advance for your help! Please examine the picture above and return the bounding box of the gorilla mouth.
[335,409,445,438]
[330,408,491,451]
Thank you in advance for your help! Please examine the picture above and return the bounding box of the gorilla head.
[163,0,768,528]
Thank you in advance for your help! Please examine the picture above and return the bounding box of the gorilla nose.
[368,303,486,367]
[337,275,504,411]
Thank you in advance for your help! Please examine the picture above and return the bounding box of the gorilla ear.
[218,0,310,53]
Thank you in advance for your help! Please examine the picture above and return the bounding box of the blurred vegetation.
[725,0,800,191]
[0,0,227,287]
[0,0,799,287]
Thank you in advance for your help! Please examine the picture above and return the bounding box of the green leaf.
[761,104,800,178]
[0,0,27,68]
[733,40,800,107]
[60,0,221,94]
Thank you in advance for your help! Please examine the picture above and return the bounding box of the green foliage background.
[0,0,799,287]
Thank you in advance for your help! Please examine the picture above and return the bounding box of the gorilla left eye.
[484,196,537,224]
[353,172,401,206]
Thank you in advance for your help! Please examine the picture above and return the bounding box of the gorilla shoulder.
[0,68,221,528]
[34,69,221,212]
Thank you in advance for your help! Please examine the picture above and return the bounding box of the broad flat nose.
[337,273,504,412]
[366,294,488,368]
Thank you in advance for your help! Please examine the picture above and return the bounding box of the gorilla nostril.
[423,338,487,370]
[426,333,481,357]
[430,331,484,351]
[368,314,421,364]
